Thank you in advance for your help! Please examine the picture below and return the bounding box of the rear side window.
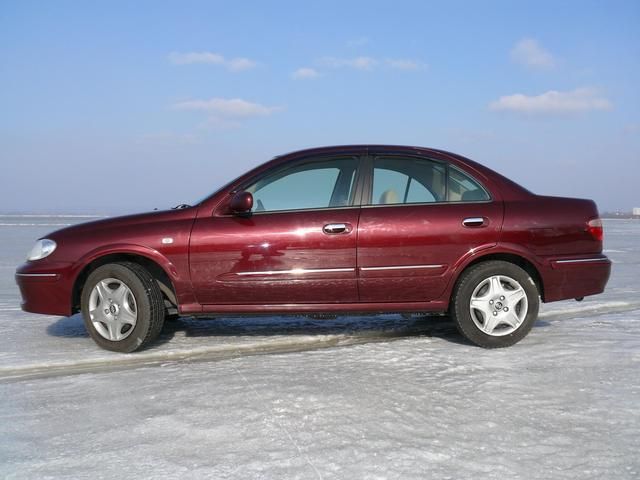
[371,157,446,205]
[447,167,490,202]
[369,156,490,205]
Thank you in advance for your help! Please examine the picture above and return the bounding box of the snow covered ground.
[1,216,638,479]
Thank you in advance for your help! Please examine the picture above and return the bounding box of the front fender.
[72,243,181,282]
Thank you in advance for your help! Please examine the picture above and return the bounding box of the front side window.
[246,157,358,213]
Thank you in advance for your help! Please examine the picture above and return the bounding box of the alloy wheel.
[88,278,138,341]
[469,275,528,336]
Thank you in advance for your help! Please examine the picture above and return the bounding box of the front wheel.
[81,262,166,352]
[451,261,540,348]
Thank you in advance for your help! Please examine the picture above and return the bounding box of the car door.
[357,154,503,302]
[189,155,363,305]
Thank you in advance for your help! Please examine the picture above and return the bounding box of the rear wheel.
[451,261,540,348]
[81,262,165,352]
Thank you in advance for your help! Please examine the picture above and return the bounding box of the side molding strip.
[360,264,444,271]
[235,267,355,276]
[15,273,58,277]
[555,258,608,264]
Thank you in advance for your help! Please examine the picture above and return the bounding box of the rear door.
[356,154,503,302]
[189,155,363,305]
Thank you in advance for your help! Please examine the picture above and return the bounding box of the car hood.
[45,207,198,242]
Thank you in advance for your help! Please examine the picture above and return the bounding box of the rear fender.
[438,243,547,306]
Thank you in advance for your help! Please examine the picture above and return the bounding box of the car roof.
[274,144,452,159]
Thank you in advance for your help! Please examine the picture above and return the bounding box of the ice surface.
[1,217,638,479]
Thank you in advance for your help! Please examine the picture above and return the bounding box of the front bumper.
[542,255,611,302]
[15,262,75,316]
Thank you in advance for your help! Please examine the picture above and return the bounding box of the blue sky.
[1,0,638,213]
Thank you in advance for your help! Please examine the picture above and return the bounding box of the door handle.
[462,217,487,227]
[323,223,351,234]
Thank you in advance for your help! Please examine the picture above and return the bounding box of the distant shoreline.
[601,214,640,219]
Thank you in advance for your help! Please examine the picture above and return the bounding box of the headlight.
[27,239,57,261]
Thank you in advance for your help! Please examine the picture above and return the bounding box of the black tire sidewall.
[81,263,155,353]
[452,261,540,348]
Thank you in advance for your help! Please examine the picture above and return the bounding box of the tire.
[81,262,166,352]
[451,260,540,348]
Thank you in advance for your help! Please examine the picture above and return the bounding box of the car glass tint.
[448,167,490,202]
[371,156,445,205]
[247,157,358,212]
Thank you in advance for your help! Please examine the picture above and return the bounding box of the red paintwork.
[357,201,503,302]
[190,208,360,305]
[16,145,611,318]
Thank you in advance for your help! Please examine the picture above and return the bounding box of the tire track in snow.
[0,324,447,383]
[539,300,640,321]
[1,300,637,383]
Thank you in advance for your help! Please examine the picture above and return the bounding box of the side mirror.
[229,191,253,214]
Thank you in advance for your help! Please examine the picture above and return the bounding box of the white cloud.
[510,38,555,69]
[385,58,427,70]
[226,57,257,71]
[168,51,225,65]
[292,67,319,80]
[168,51,257,71]
[173,97,282,119]
[318,56,426,72]
[489,87,612,114]
[319,56,379,70]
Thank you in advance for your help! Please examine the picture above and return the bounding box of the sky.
[1,0,639,214]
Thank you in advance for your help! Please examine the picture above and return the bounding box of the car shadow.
[165,313,462,342]
[47,313,461,345]
[46,313,551,349]
[46,314,90,337]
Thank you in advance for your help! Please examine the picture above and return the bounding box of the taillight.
[587,218,603,242]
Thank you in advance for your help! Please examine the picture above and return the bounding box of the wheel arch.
[71,250,178,314]
[451,252,545,302]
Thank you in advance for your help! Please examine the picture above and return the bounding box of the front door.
[357,155,503,302]
[190,155,362,305]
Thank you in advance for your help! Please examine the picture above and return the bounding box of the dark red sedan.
[16,145,611,352]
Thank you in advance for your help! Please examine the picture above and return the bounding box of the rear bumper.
[15,262,74,316]
[542,255,611,302]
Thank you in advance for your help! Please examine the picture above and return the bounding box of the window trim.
[247,205,362,216]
